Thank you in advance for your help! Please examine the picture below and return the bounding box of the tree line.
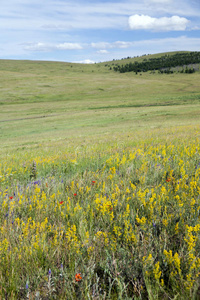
[111,52,200,74]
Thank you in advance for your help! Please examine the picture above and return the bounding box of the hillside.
[1,51,200,152]
[109,51,200,74]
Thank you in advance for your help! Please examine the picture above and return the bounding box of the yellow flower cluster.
[0,129,200,297]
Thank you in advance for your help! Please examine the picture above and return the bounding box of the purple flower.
[33,180,40,185]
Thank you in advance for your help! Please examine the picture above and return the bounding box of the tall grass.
[0,126,200,299]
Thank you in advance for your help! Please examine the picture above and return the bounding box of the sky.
[1,0,200,63]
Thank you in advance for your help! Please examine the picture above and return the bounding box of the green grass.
[106,51,190,65]
[0,57,200,151]
[1,54,200,299]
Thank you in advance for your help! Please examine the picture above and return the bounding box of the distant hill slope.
[0,51,199,80]
[106,51,200,74]
[1,51,199,74]
[1,51,200,148]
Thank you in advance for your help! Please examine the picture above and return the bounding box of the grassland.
[1,57,200,149]
[0,55,200,299]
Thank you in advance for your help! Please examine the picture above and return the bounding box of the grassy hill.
[106,51,190,65]
[110,52,200,73]
[0,52,200,151]
[1,53,200,299]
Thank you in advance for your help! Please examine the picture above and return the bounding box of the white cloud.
[128,15,190,31]
[191,26,200,30]
[75,59,95,64]
[56,43,82,50]
[97,50,109,54]
[147,0,172,3]
[24,42,83,51]
[0,1,198,34]
[91,41,133,50]
[24,43,49,51]
[113,41,132,48]
[91,42,110,49]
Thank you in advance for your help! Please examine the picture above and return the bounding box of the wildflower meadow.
[0,125,200,299]
[1,57,200,299]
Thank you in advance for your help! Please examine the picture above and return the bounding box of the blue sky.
[1,0,200,63]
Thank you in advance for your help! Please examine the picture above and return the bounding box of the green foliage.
[113,52,200,74]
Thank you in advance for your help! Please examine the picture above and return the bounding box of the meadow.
[0,56,200,299]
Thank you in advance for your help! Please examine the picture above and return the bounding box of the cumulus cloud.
[128,14,189,31]
[24,42,83,51]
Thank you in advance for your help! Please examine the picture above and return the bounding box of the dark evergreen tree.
[112,52,200,74]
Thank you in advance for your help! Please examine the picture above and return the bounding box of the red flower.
[9,196,13,200]
[74,193,77,196]
[92,180,96,185]
[75,273,82,282]
[166,178,171,182]
[107,205,113,211]
[59,201,64,205]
